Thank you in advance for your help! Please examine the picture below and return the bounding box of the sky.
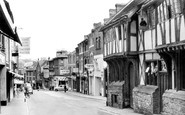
[8,0,130,60]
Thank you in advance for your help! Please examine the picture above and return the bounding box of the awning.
[0,0,22,45]
[9,71,24,78]
[14,79,24,84]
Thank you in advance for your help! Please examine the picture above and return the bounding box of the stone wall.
[133,85,160,115]
[107,81,125,109]
[162,90,185,115]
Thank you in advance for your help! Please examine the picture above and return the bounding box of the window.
[145,61,158,85]
[0,35,5,52]
[96,37,101,49]
[89,38,94,47]
[148,7,155,28]
[118,25,122,40]
[84,41,88,51]
[112,94,118,104]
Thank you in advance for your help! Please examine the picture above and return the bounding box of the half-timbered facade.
[155,0,185,114]
[101,0,145,109]
[133,0,185,115]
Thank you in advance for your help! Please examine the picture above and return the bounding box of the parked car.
[54,85,68,91]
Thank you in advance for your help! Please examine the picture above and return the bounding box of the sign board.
[84,64,94,69]
[43,69,49,78]
[73,68,78,73]
[60,70,70,75]
[19,37,30,54]
[55,76,68,81]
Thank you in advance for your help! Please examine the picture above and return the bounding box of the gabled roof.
[100,0,146,31]
[39,60,47,67]
[32,61,38,70]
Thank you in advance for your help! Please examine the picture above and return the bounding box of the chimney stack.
[115,4,125,13]
[93,22,102,29]
[109,9,116,18]
[103,18,109,24]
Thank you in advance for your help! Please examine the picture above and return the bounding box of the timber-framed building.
[100,0,146,109]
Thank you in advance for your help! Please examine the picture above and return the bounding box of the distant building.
[68,51,78,91]
[49,50,69,90]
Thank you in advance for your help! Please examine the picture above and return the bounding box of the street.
[21,90,111,115]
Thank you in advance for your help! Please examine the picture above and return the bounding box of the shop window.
[145,61,158,85]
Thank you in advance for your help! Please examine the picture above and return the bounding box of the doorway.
[128,62,135,108]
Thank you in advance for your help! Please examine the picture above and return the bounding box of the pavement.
[0,92,29,115]
[67,91,142,115]
[0,90,143,115]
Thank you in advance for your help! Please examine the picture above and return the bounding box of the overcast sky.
[8,0,130,60]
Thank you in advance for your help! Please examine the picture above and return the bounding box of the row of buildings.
[22,0,185,114]
[0,0,24,113]
[66,0,185,115]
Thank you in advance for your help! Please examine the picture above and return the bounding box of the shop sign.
[73,68,78,73]
[19,37,30,54]
[0,52,5,65]
[60,69,70,75]
[57,76,68,81]
[84,64,94,69]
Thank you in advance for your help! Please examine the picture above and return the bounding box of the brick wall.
[162,90,185,115]
[107,81,125,109]
[133,85,160,114]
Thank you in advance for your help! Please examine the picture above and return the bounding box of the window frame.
[96,37,101,50]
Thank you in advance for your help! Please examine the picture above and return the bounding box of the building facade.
[78,37,89,94]
[88,22,105,96]
[0,0,22,107]
[133,0,185,115]
[50,50,69,89]
[68,51,78,91]
[40,60,49,89]
[101,0,185,114]
[100,0,147,109]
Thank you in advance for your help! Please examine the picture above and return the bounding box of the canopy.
[0,0,22,45]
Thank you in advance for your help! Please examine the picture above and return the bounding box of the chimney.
[115,4,125,13]
[103,18,109,24]
[84,35,88,40]
[109,9,116,18]
[93,22,102,29]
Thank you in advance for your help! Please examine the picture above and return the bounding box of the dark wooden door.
[128,63,134,108]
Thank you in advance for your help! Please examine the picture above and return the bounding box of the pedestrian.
[64,85,67,93]
[24,83,29,102]
[16,87,20,97]
[38,85,40,91]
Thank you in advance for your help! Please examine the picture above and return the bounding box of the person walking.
[64,85,67,93]
[24,83,29,102]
